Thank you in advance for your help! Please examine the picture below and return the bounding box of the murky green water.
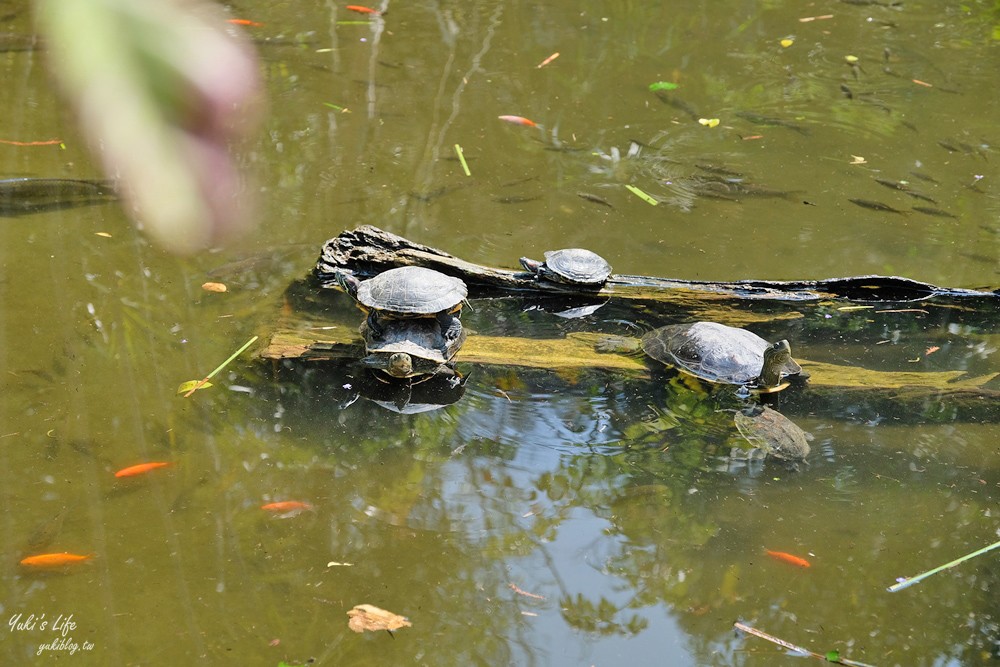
[1,1,999,665]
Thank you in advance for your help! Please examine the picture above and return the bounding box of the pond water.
[1,1,999,665]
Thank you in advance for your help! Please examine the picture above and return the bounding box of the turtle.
[360,316,467,380]
[600,321,803,393]
[519,248,612,287]
[336,266,467,341]
[733,406,812,461]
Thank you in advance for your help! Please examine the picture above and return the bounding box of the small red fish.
[20,552,92,568]
[114,462,171,478]
[346,5,380,15]
[498,115,538,127]
[227,19,264,27]
[766,550,811,568]
[261,501,313,513]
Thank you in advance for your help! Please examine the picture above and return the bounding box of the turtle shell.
[734,406,812,461]
[640,321,801,385]
[356,266,467,316]
[541,249,612,285]
[361,317,466,378]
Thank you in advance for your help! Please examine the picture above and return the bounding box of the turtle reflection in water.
[733,405,812,462]
[360,316,466,381]
[336,266,467,341]
[601,321,805,394]
[520,248,613,287]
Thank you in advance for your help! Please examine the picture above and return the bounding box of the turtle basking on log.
[601,321,805,394]
[335,265,467,342]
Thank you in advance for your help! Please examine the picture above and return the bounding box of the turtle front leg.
[367,311,386,340]
[436,311,463,341]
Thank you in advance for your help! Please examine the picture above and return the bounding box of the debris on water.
[347,604,412,633]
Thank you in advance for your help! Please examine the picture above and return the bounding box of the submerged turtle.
[734,406,812,461]
[336,266,467,340]
[520,248,612,287]
[360,316,466,380]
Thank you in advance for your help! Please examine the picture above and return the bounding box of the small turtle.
[360,317,466,380]
[336,266,467,340]
[520,248,612,287]
[734,406,812,461]
[640,322,803,392]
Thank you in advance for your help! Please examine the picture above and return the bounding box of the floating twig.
[888,538,1000,592]
[454,144,472,177]
[735,622,875,666]
[182,335,258,397]
[536,52,559,68]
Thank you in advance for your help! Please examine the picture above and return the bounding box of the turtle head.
[518,256,543,274]
[334,270,361,299]
[386,352,414,378]
[758,339,792,389]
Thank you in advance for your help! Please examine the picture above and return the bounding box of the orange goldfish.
[227,19,264,27]
[346,5,380,15]
[498,115,538,128]
[261,501,313,513]
[766,550,811,568]
[114,462,171,478]
[20,552,92,568]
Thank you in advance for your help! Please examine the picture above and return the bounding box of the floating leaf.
[780,38,794,48]
[347,604,412,633]
[698,118,720,128]
[849,155,867,165]
[95,232,112,238]
[648,81,679,92]
[177,379,213,394]
[625,184,658,206]
[844,55,859,63]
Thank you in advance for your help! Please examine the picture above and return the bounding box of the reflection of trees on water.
[242,353,1000,664]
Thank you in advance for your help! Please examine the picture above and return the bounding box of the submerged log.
[313,225,999,303]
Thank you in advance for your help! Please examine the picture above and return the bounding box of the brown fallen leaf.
[202,281,228,293]
[347,604,412,633]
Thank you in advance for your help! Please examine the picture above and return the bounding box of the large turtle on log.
[335,266,467,342]
[639,321,804,393]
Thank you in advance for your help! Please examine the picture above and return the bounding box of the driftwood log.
[259,227,1000,420]
[313,225,999,302]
